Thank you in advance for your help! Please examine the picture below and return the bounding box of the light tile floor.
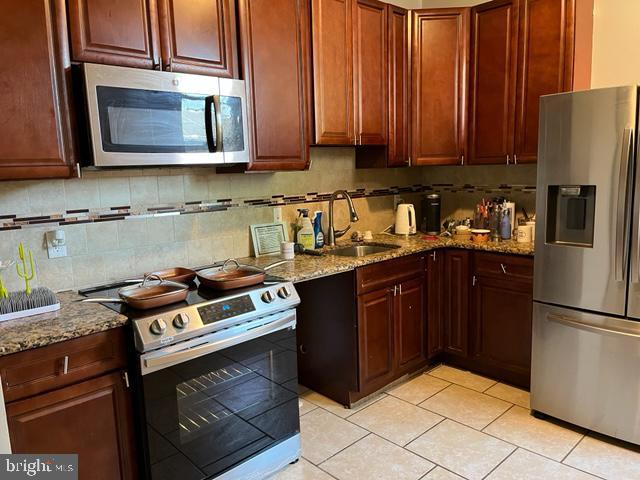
[271,365,640,480]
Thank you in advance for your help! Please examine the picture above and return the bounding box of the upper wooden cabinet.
[387,4,410,167]
[68,0,161,68]
[353,0,388,146]
[468,0,518,166]
[68,0,237,77]
[468,0,593,165]
[157,0,237,77]
[514,0,575,163]
[412,8,469,166]
[0,0,77,180]
[312,0,388,146]
[312,0,354,145]
[237,0,312,170]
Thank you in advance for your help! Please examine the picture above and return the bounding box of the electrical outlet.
[273,207,283,223]
[46,230,67,259]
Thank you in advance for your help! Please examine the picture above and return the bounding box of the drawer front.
[357,254,425,294]
[474,252,533,281]
[0,328,127,403]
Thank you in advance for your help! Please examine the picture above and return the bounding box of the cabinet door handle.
[399,284,402,295]
[122,371,130,388]
[472,275,477,286]
[393,285,397,296]
[62,355,69,375]
[460,155,464,166]
[506,155,511,165]
[500,263,507,274]
[514,154,518,165]
[431,251,437,261]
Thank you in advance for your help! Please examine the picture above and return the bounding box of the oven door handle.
[141,311,296,373]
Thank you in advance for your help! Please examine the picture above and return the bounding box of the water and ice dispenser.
[545,185,596,247]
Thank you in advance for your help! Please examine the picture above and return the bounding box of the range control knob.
[172,313,190,329]
[149,318,167,336]
[277,285,292,299]
[261,290,276,303]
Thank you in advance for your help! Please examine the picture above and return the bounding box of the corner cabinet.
[468,0,593,165]
[237,0,312,170]
[312,0,388,146]
[0,0,77,180]
[411,8,469,166]
[1,329,137,480]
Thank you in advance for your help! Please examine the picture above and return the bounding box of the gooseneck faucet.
[327,190,359,246]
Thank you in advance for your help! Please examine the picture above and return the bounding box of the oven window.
[142,328,299,480]
[96,86,209,153]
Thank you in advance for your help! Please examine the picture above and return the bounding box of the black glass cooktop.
[78,264,285,319]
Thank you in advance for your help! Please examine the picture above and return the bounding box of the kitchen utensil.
[16,243,34,295]
[144,267,196,284]
[471,229,491,244]
[395,204,416,235]
[197,259,290,290]
[80,274,189,309]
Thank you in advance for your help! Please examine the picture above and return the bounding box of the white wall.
[591,0,640,88]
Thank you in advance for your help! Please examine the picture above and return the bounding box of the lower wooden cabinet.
[470,253,533,387]
[357,287,396,391]
[1,329,137,480]
[7,371,137,480]
[396,276,427,372]
[443,249,470,357]
[426,250,444,358]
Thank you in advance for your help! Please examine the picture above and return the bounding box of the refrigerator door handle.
[546,312,640,339]
[615,128,634,282]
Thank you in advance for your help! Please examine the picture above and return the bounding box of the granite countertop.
[0,234,533,357]
[0,291,127,357]
[243,233,535,283]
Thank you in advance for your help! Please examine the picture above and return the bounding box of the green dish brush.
[0,287,60,322]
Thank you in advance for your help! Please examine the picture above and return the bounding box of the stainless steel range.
[81,273,301,480]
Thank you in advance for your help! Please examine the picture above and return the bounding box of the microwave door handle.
[616,128,633,282]
[205,96,218,153]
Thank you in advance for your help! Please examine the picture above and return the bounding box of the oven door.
[84,63,250,167]
[138,311,300,480]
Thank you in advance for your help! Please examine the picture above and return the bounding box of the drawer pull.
[500,263,507,274]
[62,355,69,375]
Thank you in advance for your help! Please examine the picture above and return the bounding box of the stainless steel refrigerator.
[533,86,640,445]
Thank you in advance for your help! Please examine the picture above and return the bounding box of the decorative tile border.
[0,183,535,231]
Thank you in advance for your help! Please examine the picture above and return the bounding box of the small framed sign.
[250,222,289,257]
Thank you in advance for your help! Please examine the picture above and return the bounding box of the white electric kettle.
[395,204,416,235]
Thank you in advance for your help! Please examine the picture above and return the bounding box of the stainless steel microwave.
[83,63,250,167]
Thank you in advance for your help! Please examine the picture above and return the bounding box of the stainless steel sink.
[329,244,400,257]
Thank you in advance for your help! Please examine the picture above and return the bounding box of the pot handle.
[222,258,241,273]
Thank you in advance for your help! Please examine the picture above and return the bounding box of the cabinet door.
[357,287,395,393]
[68,0,160,68]
[444,250,470,357]
[472,275,533,386]
[312,0,354,145]
[412,9,469,166]
[426,250,444,358]
[468,0,518,165]
[158,0,237,77]
[514,0,575,164]
[387,5,410,166]
[7,371,137,480]
[353,0,388,145]
[396,276,426,372]
[238,0,312,171]
[0,0,76,180]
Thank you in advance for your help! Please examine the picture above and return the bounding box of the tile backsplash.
[0,148,536,292]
